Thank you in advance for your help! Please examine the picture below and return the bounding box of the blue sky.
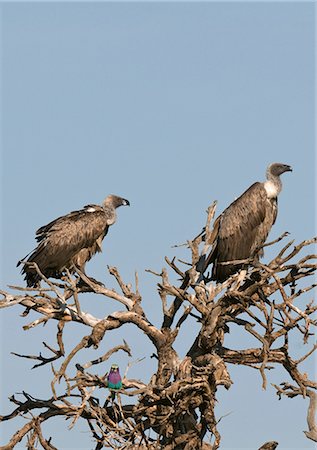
[1,2,315,449]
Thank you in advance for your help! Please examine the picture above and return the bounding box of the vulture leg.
[74,267,105,291]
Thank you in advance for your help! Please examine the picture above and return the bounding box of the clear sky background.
[0,2,315,449]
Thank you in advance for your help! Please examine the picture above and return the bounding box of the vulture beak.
[123,199,130,206]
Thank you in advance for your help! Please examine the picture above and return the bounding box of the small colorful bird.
[107,364,122,399]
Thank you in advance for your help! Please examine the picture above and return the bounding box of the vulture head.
[267,162,292,177]
[103,194,130,209]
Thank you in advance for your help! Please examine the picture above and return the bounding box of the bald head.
[103,194,130,209]
[267,163,292,178]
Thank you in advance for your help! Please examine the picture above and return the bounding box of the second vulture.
[18,194,130,287]
[201,162,292,282]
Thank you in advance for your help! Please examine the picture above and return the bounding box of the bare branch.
[1,201,316,449]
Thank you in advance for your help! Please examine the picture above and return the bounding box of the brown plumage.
[18,194,130,287]
[258,442,278,450]
[202,163,292,282]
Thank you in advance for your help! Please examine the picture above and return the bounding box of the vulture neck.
[103,197,115,209]
[264,170,282,199]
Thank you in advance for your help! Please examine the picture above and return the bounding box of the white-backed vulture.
[202,163,292,282]
[18,194,130,287]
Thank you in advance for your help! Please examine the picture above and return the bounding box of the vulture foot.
[76,276,105,291]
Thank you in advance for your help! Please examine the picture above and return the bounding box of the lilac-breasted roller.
[107,364,122,399]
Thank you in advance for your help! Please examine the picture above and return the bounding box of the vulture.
[202,163,292,282]
[18,194,130,287]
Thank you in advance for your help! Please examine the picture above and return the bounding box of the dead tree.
[0,202,316,449]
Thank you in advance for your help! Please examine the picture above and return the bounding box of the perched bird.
[18,194,130,287]
[107,364,122,399]
[201,163,292,282]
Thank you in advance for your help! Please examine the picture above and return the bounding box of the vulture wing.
[212,182,277,281]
